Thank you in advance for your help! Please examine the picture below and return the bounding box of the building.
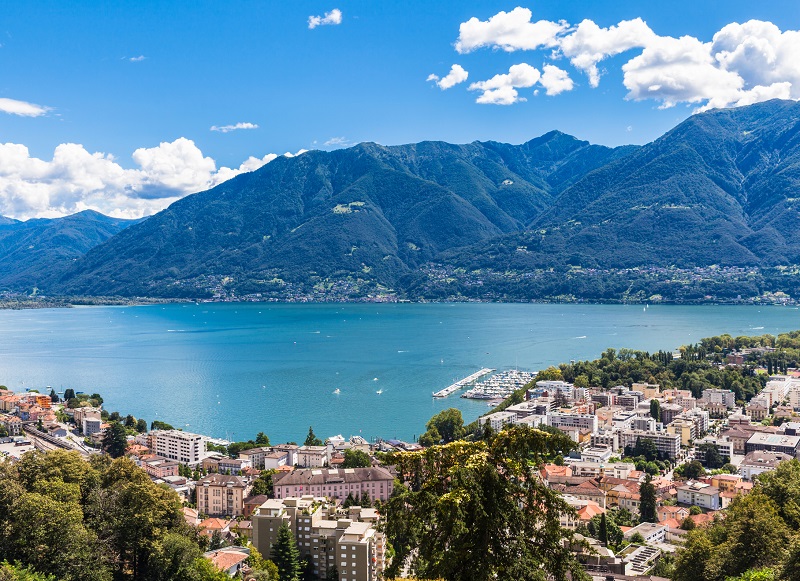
[150,429,207,465]
[547,412,598,433]
[677,481,721,510]
[479,411,516,431]
[297,445,329,468]
[141,455,180,479]
[745,433,800,458]
[590,431,619,450]
[196,474,248,517]
[701,389,736,409]
[619,430,681,460]
[0,414,22,436]
[739,450,793,481]
[623,522,667,544]
[667,418,697,446]
[694,436,734,464]
[580,446,614,464]
[83,417,103,437]
[274,467,394,503]
[252,496,386,581]
[238,447,271,469]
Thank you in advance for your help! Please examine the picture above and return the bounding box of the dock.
[433,368,494,398]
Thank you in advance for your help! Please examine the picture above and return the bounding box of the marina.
[461,369,537,400]
[432,368,495,398]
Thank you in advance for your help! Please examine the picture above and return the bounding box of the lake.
[0,302,797,443]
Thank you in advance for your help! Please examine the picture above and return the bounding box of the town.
[1,332,800,580]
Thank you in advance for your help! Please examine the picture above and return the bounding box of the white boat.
[376,389,383,395]
[333,388,341,395]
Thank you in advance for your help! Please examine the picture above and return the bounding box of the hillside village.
[2,335,800,580]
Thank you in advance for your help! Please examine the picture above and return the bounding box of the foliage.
[383,425,586,581]
[698,443,729,469]
[639,474,657,523]
[249,470,275,497]
[419,408,465,446]
[151,420,174,431]
[102,421,129,458]
[341,449,371,468]
[304,426,322,447]
[676,460,706,480]
[271,523,301,581]
[649,399,661,422]
[756,458,800,530]
[673,492,789,581]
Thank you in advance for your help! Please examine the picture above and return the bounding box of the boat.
[376,389,383,395]
[333,388,341,395]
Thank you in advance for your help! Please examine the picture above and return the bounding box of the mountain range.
[3,99,800,302]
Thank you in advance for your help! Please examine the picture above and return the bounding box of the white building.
[619,430,681,460]
[547,412,598,433]
[150,429,207,466]
[479,411,516,432]
[677,481,721,510]
[701,389,736,409]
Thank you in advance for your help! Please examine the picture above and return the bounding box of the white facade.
[677,482,721,510]
[151,429,207,465]
[548,412,598,433]
[701,389,736,409]
[479,411,516,432]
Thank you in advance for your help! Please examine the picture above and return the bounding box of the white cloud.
[128,55,146,62]
[450,8,800,111]
[469,63,541,105]
[210,122,259,133]
[324,137,352,147]
[539,64,573,95]
[455,7,567,54]
[427,64,469,90]
[308,8,342,29]
[0,97,50,117]
[557,18,657,87]
[0,138,308,220]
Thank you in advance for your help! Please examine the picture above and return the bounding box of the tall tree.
[384,425,587,581]
[63,389,75,401]
[422,408,466,444]
[304,426,322,447]
[271,523,301,581]
[599,512,609,546]
[650,399,661,422]
[255,432,270,446]
[639,474,657,523]
[102,422,128,459]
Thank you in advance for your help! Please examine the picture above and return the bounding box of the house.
[658,505,689,523]
[677,481,721,510]
[739,450,793,480]
[243,494,270,518]
[205,547,249,577]
[140,455,180,479]
[296,445,329,468]
[0,414,22,436]
[197,517,233,539]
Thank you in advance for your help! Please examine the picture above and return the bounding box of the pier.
[433,368,494,398]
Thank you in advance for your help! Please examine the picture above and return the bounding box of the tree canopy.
[384,425,587,581]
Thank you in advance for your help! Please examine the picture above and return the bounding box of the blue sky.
[1,0,799,218]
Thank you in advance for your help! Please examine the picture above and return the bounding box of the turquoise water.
[0,303,797,442]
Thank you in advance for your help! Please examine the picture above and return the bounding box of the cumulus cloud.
[210,122,259,133]
[455,7,566,53]
[308,8,342,29]
[427,64,469,90]
[0,138,308,220]
[128,55,146,62]
[469,63,541,105]
[0,97,50,117]
[539,64,573,95]
[448,8,800,111]
[557,18,658,87]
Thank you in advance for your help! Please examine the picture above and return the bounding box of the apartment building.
[274,467,394,503]
[547,412,598,433]
[197,474,248,517]
[0,414,22,436]
[745,433,800,458]
[677,481,721,510]
[479,411,516,431]
[297,445,329,468]
[667,418,697,446]
[149,429,207,465]
[701,388,736,409]
[619,430,681,460]
[252,496,386,581]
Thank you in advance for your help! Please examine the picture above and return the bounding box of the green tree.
[639,474,657,523]
[136,418,148,433]
[304,427,322,447]
[124,415,136,428]
[681,516,696,530]
[63,389,75,401]
[650,399,661,422]
[250,470,275,497]
[598,512,608,546]
[255,432,270,446]
[271,523,301,581]
[0,561,57,581]
[757,458,800,529]
[681,460,705,480]
[151,420,175,431]
[49,390,58,404]
[102,422,128,458]
[383,425,587,581]
[341,449,371,468]
[424,408,466,444]
[698,443,727,469]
